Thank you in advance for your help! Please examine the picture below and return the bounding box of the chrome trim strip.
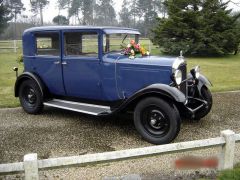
[52,99,111,110]
[43,102,99,115]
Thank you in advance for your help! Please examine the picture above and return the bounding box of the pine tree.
[136,0,158,36]
[94,0,117,26]
[119,0,132,27]
[152,0,240,56]
[0,1,13,35]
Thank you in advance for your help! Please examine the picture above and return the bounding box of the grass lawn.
[187,55,240,92]
[0,47,240,108]
[0,52,22,108]
[218,163,240,180]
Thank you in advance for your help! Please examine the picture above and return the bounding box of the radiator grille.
[179,63,187,95]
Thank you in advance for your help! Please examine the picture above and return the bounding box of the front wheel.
[19,79,43,114]
[134,97,181,145]
[194,86,212,120]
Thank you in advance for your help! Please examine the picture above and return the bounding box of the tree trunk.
[234,48,238,55]
[40,3,43,26]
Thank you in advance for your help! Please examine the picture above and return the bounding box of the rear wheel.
[19,79,43,114]
[134,97,181,145]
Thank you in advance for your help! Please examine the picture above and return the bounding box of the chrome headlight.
[190,65,200,79]
[195,66,200,78]
[174,70,182,85]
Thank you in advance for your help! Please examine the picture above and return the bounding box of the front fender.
[198,74,212,88]
[113,83,186,113]
[138,84,186,103]
[187,73,212,96]
[14,72,47,97]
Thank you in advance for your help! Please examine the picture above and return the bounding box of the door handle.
[54,61,60,65]
[62,61,67,65]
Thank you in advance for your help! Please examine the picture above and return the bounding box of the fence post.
[13,40,17,53]
[219,130,235,170]
[24,153,39,180]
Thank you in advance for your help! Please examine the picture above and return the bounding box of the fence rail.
[0,40,19,53]
[0,130,239,179]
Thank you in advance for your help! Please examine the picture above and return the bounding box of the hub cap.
[141,106,170,137]
[23,86,37,105]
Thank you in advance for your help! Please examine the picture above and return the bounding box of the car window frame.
[34,31,61,57]
[62,30,100,60]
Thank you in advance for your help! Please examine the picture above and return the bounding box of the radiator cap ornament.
[180,50,183,57]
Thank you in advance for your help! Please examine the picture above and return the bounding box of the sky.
[21,0,240,24]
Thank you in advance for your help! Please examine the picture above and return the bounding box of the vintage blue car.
[14,26,212,144]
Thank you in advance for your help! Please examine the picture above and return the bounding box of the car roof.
[23,26,141,35]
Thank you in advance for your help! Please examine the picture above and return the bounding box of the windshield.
[103,33,139,53]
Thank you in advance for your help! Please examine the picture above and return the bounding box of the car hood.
[104,53,178,67]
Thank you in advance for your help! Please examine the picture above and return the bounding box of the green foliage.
[151,0,240,56]
[16,54,23,63]
[0,1,13,35]
[6,0,24,18]
[30,0,49,14]
[94,0,117,26]
[30,0,49,25]
[52,15,69,25]
[217,163,240,180]
[69,0,95,25]
[119,0,132,27]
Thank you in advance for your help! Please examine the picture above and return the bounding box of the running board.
[43,99,112,116]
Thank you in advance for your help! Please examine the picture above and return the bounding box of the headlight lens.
[195,66,200,78]
[174,70,182,85]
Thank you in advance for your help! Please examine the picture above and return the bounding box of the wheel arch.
[14,72,49,98]
[114,84,186,113]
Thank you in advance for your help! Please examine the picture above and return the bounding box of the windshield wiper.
[122,34,128,44]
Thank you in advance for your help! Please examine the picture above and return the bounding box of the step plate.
[43,99,111,116]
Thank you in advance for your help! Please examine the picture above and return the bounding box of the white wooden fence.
[0,40,19,53]
[0,129,240,179]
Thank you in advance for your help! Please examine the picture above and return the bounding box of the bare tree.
[30,0,49,25]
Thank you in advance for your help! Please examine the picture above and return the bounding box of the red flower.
[134,44,140,49]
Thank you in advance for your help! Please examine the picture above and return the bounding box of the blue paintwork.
[22,26,177,101]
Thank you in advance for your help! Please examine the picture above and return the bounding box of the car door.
[62,30,103,100]
[32,31,65,95]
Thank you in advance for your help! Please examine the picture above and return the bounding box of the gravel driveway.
[0,91,240,179]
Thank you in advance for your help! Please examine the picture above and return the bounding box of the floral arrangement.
[123,40,149,59]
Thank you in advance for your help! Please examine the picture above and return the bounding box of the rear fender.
[14,72,48,98]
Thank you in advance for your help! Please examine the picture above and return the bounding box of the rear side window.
[64,32,98,57]
[35,33,60,56]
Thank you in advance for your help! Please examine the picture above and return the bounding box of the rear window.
[35,33,60,56]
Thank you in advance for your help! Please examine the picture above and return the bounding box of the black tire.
[134,97,181,145]
[19,79,43,114]
[194,86,212,120]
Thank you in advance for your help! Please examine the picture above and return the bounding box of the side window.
[64,32,98,57]
[35,33,60,56]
